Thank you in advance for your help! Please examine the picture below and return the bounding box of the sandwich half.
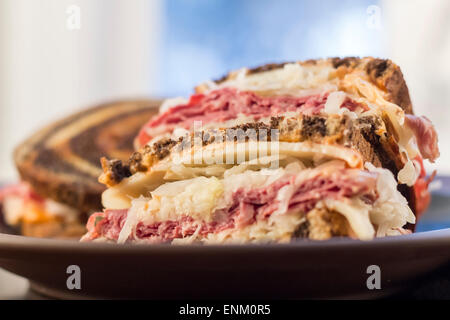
[82,57,439,244]
[0,100,159,238]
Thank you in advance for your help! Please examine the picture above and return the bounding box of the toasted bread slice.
[14,99,160,213]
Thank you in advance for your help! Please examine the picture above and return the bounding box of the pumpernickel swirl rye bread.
[14,99,160,212]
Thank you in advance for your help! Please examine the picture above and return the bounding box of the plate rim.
[1,228,450,255]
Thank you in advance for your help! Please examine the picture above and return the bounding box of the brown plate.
[1,178,450,300]
[1,230,450,299]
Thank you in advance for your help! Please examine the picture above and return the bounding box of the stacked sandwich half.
[82,57,439,243]
[0,100,158,238]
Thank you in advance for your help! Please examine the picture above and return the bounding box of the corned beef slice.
[137,88,364,146]
[85,169,377,243]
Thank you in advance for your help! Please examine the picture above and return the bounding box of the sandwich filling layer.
[136,88,366,147]
[82,160,414,243]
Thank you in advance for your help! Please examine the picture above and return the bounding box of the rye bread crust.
[100,113,393,188]
[14,99,160,212]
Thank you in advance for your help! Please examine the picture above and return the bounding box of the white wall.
[0,0,162,181]
[383,0,450,174]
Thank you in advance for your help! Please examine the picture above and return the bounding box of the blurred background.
[0,0,449,181]
[0,0,449,297]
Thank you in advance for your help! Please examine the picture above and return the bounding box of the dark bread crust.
[14,99,160,212]
[101,113,390,188]
[362,58,413,115]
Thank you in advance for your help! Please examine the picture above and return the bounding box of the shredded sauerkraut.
[365,162,415,237]
[211,63,336,97]
[112,159,415,243]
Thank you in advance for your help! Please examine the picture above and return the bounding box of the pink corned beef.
[83,169,378,243]
[136,88,365,147]
[0,183,44,204]
[405,115,439,162]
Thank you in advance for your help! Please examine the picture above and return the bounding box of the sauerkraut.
[109,159,415,243]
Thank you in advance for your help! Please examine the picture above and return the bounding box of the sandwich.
[81,57,439,244]
[0,100,159,238]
